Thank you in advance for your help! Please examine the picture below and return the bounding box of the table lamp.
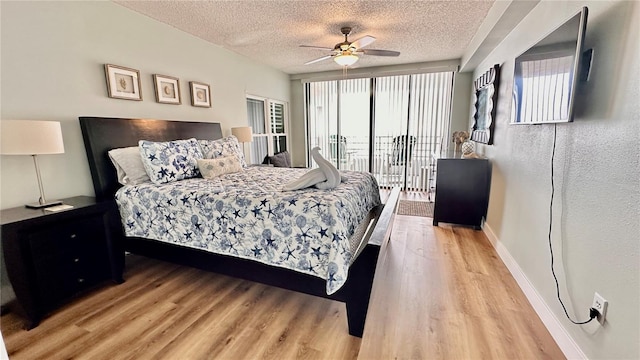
[231,126,253,159]
[1,120,65,208]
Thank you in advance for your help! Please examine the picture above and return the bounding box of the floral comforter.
[115,167,381,294]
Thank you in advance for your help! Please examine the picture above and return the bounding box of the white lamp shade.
[1,120,65,155]
[231,126,253,143]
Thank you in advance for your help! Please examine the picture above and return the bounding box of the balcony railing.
[320,135,441,194]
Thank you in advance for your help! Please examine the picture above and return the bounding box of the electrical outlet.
[591,292,608,324]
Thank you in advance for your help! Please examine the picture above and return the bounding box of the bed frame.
[79,116,399,337]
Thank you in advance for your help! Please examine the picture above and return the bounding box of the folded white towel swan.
[283,147,346,191]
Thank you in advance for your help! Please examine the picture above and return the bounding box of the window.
[246,95,289,164]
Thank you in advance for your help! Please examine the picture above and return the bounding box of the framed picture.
[104,64,142,101]
[189,81,211,107]
[153,74,181,104]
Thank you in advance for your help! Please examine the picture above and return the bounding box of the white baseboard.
[483,224,587,360]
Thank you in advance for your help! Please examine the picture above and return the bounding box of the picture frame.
[104,64,142,101]
[153,74,181,105]
[189,81,211,108]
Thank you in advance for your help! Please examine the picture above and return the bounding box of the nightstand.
[432,153,491,229]
[1,196,122,329]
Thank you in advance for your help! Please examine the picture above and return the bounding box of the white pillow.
[197,156,243,179]
[198,136,246,167]
[107,147,150,185]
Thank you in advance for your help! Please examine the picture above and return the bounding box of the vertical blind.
[247,98,268,163]
[305,71,454,191]
[307,81,338,165]
[338,78,370,170]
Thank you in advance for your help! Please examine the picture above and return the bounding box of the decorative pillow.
[197,156,243,179]
[139,138,203,185]
[108,146,150,185]
[198,136,246,167]
[268,151,291,168]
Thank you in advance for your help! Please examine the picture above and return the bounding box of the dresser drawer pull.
[77,278,85,283]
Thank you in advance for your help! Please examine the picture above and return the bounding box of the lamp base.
[25,200,63,209]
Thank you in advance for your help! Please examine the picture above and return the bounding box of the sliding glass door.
[305,71,454,191]
[404,72,453,191]
[373,75,411,188]
[307,81,338,167]
[307,79,370,170]
[339,78,370,171]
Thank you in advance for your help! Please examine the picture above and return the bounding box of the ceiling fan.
[300,27,400,67]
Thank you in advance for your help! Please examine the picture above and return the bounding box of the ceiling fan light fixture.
[334,53,358,67]
[302,27,398,67]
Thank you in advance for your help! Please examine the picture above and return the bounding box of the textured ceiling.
[115,1,495,75]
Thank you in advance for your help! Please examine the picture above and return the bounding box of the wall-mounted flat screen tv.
[511,7,588,124]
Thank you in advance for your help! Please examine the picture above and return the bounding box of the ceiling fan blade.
[351,35,376,49]
[304,55,333,65]
[299,45,334,51]
[360,49,400,57]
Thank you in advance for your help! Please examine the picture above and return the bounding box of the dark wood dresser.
[1,196,122,329]
[432,152,492,229]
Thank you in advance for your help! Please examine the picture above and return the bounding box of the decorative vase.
[461,140,475,155]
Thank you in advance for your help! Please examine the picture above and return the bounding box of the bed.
[79,116,399,337]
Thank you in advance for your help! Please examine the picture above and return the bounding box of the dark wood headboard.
[79,117,223,201]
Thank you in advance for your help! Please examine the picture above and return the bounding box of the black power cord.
[548,124,596,325]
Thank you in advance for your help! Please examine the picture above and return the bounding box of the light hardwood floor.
[359,209,564,359]
[1,193,564,359]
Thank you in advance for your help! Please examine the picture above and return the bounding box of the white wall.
[450,71,473,135]
[0,1,290,209]
[472,1,639,358]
